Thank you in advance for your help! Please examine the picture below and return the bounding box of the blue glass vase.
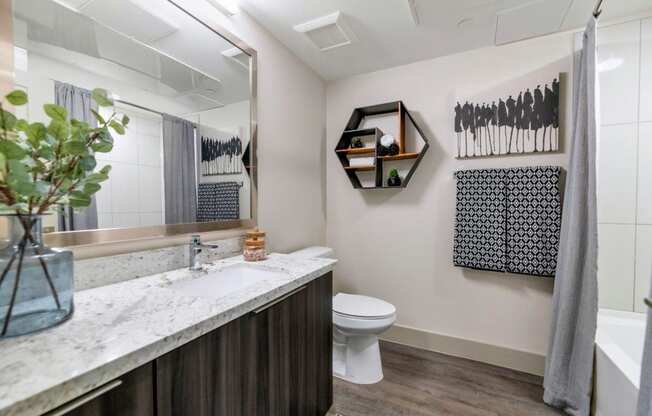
[0,215,74,337]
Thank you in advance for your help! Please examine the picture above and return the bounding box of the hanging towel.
[454,166,562,276]
[506,166,562,277]
[453,169,507,272]
[197,182,240,221]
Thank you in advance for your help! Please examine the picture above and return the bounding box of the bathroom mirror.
[9,0,257,246]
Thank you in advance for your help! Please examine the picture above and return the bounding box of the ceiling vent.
[293,11,356,52]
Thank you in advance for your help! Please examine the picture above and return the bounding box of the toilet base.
[333,333,384,384]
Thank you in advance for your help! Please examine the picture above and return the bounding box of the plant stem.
[0,249,18,290]
[1,236,27,336]
[19,215,61,309]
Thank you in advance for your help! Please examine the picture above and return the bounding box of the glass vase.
[0,215,74,337]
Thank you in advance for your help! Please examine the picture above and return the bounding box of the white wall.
[174,1,327,252]
[595,17,652,313]
[326,32,573,357]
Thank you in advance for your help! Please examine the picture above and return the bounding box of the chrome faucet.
[189,234,219,271]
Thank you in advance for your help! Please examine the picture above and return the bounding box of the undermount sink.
[168,263,287,300]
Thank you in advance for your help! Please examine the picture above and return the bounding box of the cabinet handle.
[45,380,123,416]
[252,285,307,314]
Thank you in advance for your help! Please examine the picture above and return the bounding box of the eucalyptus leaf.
[6,160,35,195]
[121,114,130,126]
[43,104,68,122]
[79,155,97,171]
[62,140,87,156]
[69,191,91,208]
[5,90,28,106]
[47,120,70,142]
[91,89,113,107]
[83,182,101,194]
[91,140,113,153]
[0,140,27,159]
[90,109,106,125]
[0,109,17,131]
[109,120,125,135]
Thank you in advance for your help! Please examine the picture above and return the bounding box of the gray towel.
[197,182,240,221]
[454,166,562,277]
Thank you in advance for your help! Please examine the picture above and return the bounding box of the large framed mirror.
[9,0,257,247]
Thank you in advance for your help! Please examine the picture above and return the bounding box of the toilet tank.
[289,246,335,259]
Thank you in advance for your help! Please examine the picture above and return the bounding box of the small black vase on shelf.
[387,169,402,187]
[387,143,399,156]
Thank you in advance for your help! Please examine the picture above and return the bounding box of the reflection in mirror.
[11,0,253,234]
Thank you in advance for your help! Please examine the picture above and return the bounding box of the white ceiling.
[237,0,652,81]
[14,0,252,107]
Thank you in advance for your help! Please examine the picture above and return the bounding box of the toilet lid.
[333,293,396,319]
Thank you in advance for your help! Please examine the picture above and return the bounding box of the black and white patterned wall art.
[201,136,243,176]
[453,78,560,158]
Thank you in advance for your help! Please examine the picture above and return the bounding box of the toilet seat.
[333,293,396,319]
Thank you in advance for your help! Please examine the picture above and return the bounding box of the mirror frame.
[9,0,260,247]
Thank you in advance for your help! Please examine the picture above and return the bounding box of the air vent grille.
[293,11,355,52]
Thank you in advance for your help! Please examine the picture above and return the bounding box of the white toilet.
[289,247,397,385]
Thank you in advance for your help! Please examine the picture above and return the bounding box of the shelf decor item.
[244,228,267,261]
[0,88,128,337]
[335,101,429,189]
[387,169,402,187]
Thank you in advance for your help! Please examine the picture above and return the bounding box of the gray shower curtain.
[638,267,652,416]
[54,82,99,231]
[162,115,197,224]
[542,17,599,416]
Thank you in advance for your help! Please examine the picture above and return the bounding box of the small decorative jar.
[244,228,267,262]
[0,215,74,338]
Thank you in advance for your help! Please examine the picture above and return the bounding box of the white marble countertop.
[0,254,336,416]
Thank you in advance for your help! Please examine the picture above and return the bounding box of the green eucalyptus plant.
[0,88,127,216]
[0,88,128,336]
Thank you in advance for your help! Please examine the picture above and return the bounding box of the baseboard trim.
[381,324,546,376]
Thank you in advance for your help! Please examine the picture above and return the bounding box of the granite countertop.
[0,254,336,416]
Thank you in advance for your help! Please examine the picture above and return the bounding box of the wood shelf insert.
[378,152,419,161]
[336,147,376,155]
[344,165,375,172]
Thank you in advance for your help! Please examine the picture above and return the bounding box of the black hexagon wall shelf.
[335,101,429,189]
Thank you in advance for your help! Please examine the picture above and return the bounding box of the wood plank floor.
[329,341,562,416]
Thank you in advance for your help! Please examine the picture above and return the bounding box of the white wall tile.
[635,225,652,313]
[110,162,140,213]
[597,123,638,223]
[597,21,640,125]
[639,123,652,224]
[598,224,636,311]
[94,174,112,214]
[138,166,163,213]
[641,19,652,122]
[97,213,113,229]
[140,212,163,226]
[138,134,162,167]
[112,213,141,228]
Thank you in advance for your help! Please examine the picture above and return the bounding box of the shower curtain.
[162,115,197,224]
[542,17,599,416]
[54,82,99,231]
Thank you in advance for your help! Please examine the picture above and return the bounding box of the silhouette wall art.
[454,77,560,158]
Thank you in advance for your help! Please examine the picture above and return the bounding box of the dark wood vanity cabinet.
[155,272,333,416]
[46,273,332,416]
[253,271,333,416]
[49,363,155,416]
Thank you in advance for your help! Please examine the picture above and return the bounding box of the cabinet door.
[48,363,154,416]
[254,272,333,416]
[155,315,256,416]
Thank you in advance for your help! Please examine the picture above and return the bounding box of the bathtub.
[594,309,646,416]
